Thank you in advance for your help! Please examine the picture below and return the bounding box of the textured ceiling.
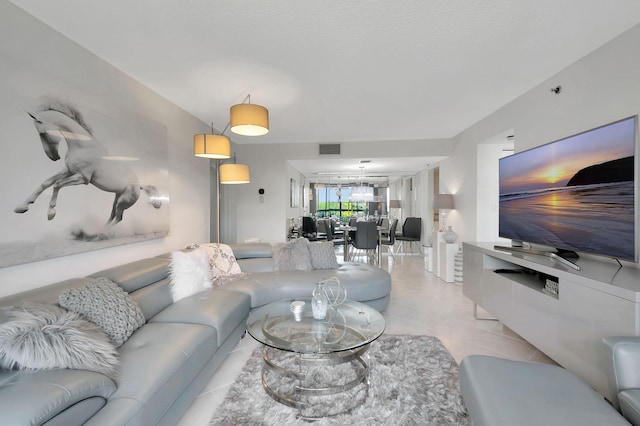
[10,0,640,145]
[9,1,640,179]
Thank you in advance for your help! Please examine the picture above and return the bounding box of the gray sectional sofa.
[0,242,391,425]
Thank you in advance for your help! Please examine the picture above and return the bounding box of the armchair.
[459,335,640,426]
[603,336,640,425]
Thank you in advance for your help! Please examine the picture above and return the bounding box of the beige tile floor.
[178,252,555,425]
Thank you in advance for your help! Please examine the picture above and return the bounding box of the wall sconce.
[433,194,455,230]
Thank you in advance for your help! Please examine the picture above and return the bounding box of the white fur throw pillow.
[308,241,340,269]
[169,249,212,302]
[59,277,146,348]
[0,303,119,379]
[273,238,313,271]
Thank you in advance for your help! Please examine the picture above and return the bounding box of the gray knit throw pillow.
[59,277,145,347]
[308,241,339,270]
[0,302,119,379]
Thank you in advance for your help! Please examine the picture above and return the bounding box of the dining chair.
[302,216,326,241]
[315,218,329,239]
[349,221,378,264]
[380,218,398,257]
[330,219,344,238]
[396,217,422,254]
[379,218,390,236]
[323,219,345,247]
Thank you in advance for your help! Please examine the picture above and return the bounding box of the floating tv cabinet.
[463,242,640,402]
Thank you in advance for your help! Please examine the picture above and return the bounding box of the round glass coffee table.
[246,298,386,419]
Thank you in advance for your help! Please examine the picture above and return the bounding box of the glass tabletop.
[247,298,386,354]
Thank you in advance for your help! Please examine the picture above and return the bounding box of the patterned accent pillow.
[273,238,313,271]
[0,302,119,378]
[308,241,340,270]
[59,277,145,348]
[191,243,242,277]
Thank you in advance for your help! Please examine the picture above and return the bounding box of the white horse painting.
[15,100,164,237]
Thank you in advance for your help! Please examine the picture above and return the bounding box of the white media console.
[463,242,640,402]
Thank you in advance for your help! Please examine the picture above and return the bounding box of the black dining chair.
[396,217,422,254]
[349,221,378,264]
[323,219,345,247]
[302,216,326,241]
[380,218,398,257]
[330,218,344,238]
[315,218,329,240]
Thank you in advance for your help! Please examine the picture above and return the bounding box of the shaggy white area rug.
[210,334,469,425]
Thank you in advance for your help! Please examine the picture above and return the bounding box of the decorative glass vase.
[443,226,457,243]
[312,282,329,320]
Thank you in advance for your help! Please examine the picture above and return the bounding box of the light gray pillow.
[0,302,119,379]
[59,277,145,348]
[273,238,313,271]
[308,241,340,270]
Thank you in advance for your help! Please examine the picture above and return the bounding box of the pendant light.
[194,123,231,159]
[220,154,250,184]
[193,93,267,242]
[230,94,269,136]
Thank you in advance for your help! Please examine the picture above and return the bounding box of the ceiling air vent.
[319,143,341,155]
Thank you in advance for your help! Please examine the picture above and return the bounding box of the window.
[314,185,374,222]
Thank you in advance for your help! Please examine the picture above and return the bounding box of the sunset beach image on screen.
[499,116,637,261]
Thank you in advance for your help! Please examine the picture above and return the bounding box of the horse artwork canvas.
[2,98,170,267]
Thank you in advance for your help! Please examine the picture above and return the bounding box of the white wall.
[0,3,211,297]
[442,23,640,254]
[415,168,432,243]
[220,143,304,244]
[475,141,512,243]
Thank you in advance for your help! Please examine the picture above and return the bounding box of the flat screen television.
[498,115,638,262]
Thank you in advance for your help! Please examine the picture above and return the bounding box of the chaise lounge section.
[228,242,391,311]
